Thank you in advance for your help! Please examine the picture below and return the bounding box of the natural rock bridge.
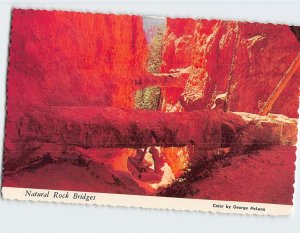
[12,107,297,154]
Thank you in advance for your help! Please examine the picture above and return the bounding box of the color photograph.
[2,9,299,213]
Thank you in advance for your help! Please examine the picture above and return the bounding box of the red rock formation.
[161,18,300,117]
[160,18,195,72]
[8,9,148,110]
[12,107,242,150]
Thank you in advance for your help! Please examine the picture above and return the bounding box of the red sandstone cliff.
[8,9,148,111]
[161,18,300,117]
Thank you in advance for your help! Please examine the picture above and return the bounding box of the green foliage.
[134,86,161,110]
[147,27,165,73]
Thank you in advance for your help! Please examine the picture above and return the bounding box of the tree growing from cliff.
[147,27,165,73]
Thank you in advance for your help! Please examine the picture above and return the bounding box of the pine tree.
[147,27,164,73]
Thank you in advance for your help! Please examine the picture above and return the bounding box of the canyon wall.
[8,9,148,112]
[161,18,300,118]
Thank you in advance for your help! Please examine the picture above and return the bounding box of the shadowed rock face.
[161,18,300,117]
[3,144,147,195]
[7,107,244,150]
[6,106,297,157]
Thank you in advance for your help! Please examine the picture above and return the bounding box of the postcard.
[2,9,299,215]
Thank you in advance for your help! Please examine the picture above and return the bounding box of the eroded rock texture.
[9,107,238,150]
[161,18,300,117]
